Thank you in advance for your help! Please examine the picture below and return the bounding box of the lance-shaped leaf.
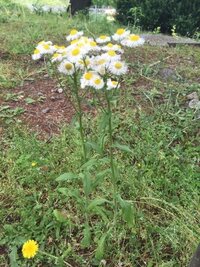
[81,224,91,248]
[112,143,133,153]
[56,172,77,182]
[117,194,135,227]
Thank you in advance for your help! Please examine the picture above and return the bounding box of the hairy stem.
[105,89,118,226]
[73,73,87,163]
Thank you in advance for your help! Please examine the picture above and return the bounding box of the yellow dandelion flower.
[31,162,37,167]
[22,240,39,259]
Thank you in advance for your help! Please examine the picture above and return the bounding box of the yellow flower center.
[107,43,113,47]
[98,59,106,65]
[65,63,73,70]
[115,62,122,69]
[108,50,116,57]
[84,72,93,80]
[53,53,59,58]
[70,29,78,35]
[99,35,107,39]
[34,49,40,55]
[71,48,80,56]
[112,81,118,86]
[129,35,140,41]
[90,41,97,47]
[78,43,84,48]
[116,28,125,35]
[43,44,50,50]
[94,79,101,85]
[71,39,79,45]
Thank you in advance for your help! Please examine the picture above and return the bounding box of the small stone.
[37,92,43,96]
[42,107,51,113]
[57,88,63,94]
[188,99,200,109]
[50,96,62,101]
[44,74,49,78]
[187,92,199,100]
[159,68,177,80]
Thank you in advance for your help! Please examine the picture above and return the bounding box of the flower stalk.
[73,72,87,163]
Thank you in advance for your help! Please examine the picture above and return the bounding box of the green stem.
[105,89,118,225]
[73,73,87,163]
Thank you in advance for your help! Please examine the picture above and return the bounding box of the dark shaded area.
[116,0,200,37]
[189,245,200,267]
[70,0,92,15]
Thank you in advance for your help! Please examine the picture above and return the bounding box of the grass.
[0,3,200,267]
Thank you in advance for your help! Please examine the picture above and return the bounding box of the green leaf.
[112,143,133,153]
[81,172,92,196]
[87,198,110,211]
[9,246,18,267]
[56,172,77,182]
[86,141,99,152]
[99,112,109,133]
[81,158,98,171]
[81,224,91,248]
[92,169,111,188]
[57,187,69,196]
[117,195,134,227]
[53,209,67,223]
[95,232,108,260]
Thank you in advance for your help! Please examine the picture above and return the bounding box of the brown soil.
[1,78,76,136]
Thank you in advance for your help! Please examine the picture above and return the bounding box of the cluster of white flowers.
[32,28,145,90]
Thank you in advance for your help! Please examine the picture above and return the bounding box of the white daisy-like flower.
[32,48,42,60]
[67,47,85,63]
[102,50,121,62]
[87,40,101,52]
[58,60,75,75]
[76,56,92,70]
[54,45,66,53]
[107,79,120,90]
[91,76,105,90]
[51,53,63,63]
[66,29,83,41]
[108,61,128,76]
[96,35,111,44]
[36,41,56,55]
[91,55,109,75]
[101,43,124,53]
[121,34,145,47]
[80,71,98,89]
[112,28,130,42]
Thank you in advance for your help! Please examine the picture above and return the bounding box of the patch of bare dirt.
[1,77,95,136]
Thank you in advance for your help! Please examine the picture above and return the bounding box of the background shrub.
[116,0,200,36]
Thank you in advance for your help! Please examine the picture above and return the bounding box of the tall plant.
[29,27,145,262]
